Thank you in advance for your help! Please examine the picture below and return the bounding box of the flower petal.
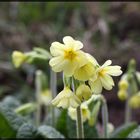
[49,56,64,72]
[100,74,114,90]
[62,60,78,76]
[105,66,122,76]
[74,40,83,50]
[74,62,96,81]
[63,36,83,50]
[89,78,102,94]
[70,98,79,108]
[57,98,69,109]
[50,42,65,56]
[85,53,99,66]
[63,36,74,46]
[101,60,112,68]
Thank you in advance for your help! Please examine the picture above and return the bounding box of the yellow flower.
[89,60,122,94]
[12,51,27,68]
[73,53,96,81]
[68,103,90,122]
[118,89,128,100]
[40,90,52,106]
[49,36,87,76]
[129,93,140,109]
[76,84,92,101]
[51,87,81,109]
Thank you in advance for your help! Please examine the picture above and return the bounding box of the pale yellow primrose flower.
[12,51,27,68]
[68,103,90,122]
[73,53,96,81]
[40,90,52,106]
[49,36,87,76]
[76,84,92,102]
[89,60,122,94]
[51,87,81,109]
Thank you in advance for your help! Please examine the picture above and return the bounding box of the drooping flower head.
[49,36,87,76]
[51,87,81,109]
[12,51,27,68]
[89,60,122,94]
[40,89,52,106]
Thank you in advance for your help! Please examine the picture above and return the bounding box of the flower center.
[64,49,77,61]
[98,68,106,77]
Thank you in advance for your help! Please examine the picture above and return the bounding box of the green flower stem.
[76,105,84,138]
[125,99,131,124]
[101,97,109,138]
[133,73,140,90]
[50,69,57,126]
[124,85,132,124]
[35,70,42,127]
[72,77,84,138]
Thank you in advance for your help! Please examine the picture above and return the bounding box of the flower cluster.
[49,36,122,110]
[118,74,129,100]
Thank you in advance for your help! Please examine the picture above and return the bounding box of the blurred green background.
[0,2,140,127]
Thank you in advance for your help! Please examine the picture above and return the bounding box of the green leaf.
[110,122,138,138]
[36,125,65,138]
[56,109,68,137]
[128,125,140,138]
[33,47,52,59]
[67,115,76,138]
[16,123,37,138]
[15,102,37,116]
[2,95,20,110]
[0,103,25,138]
[84,122,99,138]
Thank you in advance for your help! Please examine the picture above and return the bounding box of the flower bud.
[118,80,129,90]
[76,84,92,102]
[118,89,128,101]
[12,51,27,68]
[129,94,140,109]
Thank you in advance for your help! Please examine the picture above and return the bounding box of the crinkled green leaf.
[128,125,140,138]
[15,102,37,116]
[16,123,37,138]
[110,122,138,138]
[36,125,65,138]
[2,96,20,110]
[0,103,25,138]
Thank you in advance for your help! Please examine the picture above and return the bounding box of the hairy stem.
[125,99,131,124]
[35,70,42,127]
[50,69,57,126]
[72,77,84,138]
[76,106,84,138]
[101,98,109,138]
